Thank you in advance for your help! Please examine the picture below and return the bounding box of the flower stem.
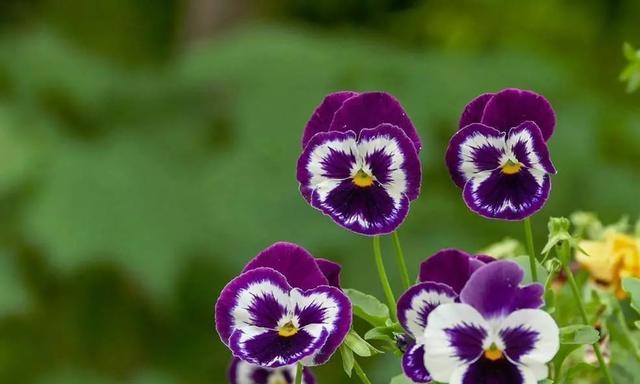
[523,217,538,282]
[563,261,615,384]
[295,363,303,384]
[373,236,397,321]
[391,231,411,290]
[353,360,373,384]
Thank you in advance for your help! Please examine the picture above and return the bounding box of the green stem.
[391,231,411,290]
[373,236,397,321]
[563,260,615,384]
[523,217,538,282]
[295,363,303,384]
[353,360,373,384]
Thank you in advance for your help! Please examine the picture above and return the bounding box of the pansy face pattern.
[446,121,556,220]
[297,124,421,235]
[229,358,315,384]
[422,261,559,384]
[215,268,351,368]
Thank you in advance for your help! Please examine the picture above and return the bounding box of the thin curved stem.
[563,259,614,384]
[392,231,411,290]
[523,217,538,282]
[353,360,373,384]
[373,236,397,321]
[295,363,303,384]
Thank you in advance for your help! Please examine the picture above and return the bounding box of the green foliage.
[621,42,640,93]
[345,288,391,327]
[560,325,601,345]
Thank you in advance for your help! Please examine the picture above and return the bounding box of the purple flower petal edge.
[459,92,494,130]
[418,249,488,294]
[302,91,359,148]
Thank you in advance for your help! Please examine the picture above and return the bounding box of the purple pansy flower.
[423,260,559,384]
[215,243,351,368]
[298,92,422,236]
[229,358,315,384]
[447,89,557,220]
[396,249,493,382]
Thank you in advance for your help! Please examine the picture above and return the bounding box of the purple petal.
[462,167,551,221]
[459,93,494,129]
[215,268,291,345]
[481,88,556,142]
[329,92,422,152]
[507,121,556,174]
[445,123,505,189]
[315,258,342,288]
[402,344,432,383]
[229,358,316,384]
[460,261,544,319]
[302,91,359,148]
[229,327,329,368]
[456,357,526,384]
[292,286,352,365]
[243,242,329,290]
[397,282,458,338]
[418,249,488,294]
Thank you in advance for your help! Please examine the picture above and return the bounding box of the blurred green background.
[1,0,640,382]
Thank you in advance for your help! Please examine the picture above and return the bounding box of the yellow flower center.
[484,345,504,361]
[352,169,374,187]
[278,321,299,337]
[501,160,523,175]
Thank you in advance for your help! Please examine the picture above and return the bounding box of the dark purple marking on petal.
[481,88,556,142]
[508,121,556,174]
[297,130,357,202]
[302,91,359,148]
[358,124,422,201]
[418,249,489,294]
[229,358,316,384]
[230,327,329,368]
[500,325,539,363]
[462,167,551,221]
[397,281,458,337]
[314,179,409,236]
[461,356,525,384]
[402,344,432,383]
[460,260,544,319]
[316,258,342,288]
[445,322,487,362]
[330,92,422,152]
[243,242,329,290]
[216,268,291,346]
[297,285,352,365]
[459,92,494,129]
[445,123,505,189]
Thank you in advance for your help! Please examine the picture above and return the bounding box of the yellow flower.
[576,232,640,299]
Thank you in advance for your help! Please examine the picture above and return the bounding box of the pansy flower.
[396,249,493,382]
[215,242,351,368]
[446,88,557,220]
[297,92,422,235]
[423,260,559,384]
[229,358,315,384]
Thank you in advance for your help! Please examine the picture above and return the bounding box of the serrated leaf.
[344,288,390,327]
[339,345,354,377]
[560,325,600,345]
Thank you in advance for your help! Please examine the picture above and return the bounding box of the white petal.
[457,131,505,181]
[306,135,358,202]
[357,133,406,201]
[498,309,560,367]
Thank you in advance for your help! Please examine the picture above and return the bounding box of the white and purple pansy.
[229,358,315,384]
[447,88,557,220]
[297,92,422,236]
[396,249,493,383]
[215,243,351,368]
[423,260,559,384]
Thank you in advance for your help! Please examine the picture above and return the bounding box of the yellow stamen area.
[501,161,523,175]
[352,169,374,187]
[278,322,299,337]
[484,346,504,361]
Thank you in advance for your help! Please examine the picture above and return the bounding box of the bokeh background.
[1,1,640,382]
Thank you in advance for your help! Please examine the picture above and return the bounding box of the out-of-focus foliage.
[621,43,640,93]
[0,0,639,383]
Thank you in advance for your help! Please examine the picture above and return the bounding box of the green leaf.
[344,329,382,357]
[624,42,638,61]
[545,288,556,314]
[560,362,598,384]
[541,217,573,256]
[560,325,600,345]
[478,237,524,259]
[389,374,415,384]
[512,256,548,284]
[344,288,391,327]
[339,345,355,377]
[622,277,640,317]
